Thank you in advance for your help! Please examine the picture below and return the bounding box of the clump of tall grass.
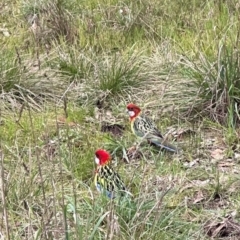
[97,53,144,96]
[21,0,77,45]
[180,43,240,126]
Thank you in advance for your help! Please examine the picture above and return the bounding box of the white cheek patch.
[128,111,135,117]
[95,157,100,165]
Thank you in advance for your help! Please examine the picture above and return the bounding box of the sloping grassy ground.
[1,0,240,239]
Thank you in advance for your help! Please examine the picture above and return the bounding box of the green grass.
[1,0,240,239]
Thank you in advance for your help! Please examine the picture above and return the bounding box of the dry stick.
[15,46,21,65]
[53,101,67,237]
[63,97,68,118]
[57,80,75,107]
[235,102,240,122]
[45,131,58,238]
[149,186,172,236]
[36,35,41,70]
[26,104,48,239]
[0,152,10,240]
[106,199,117,240]
[15,103,25,128]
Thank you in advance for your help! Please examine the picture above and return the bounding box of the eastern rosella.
[126,103,178,153]
[94,149,128,198]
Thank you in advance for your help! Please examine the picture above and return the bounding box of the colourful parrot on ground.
[126,103,178,153]
[94,149,128,198]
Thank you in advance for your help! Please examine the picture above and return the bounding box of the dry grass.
[1,0,240,239]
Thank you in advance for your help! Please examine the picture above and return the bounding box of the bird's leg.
[133,133,148,158]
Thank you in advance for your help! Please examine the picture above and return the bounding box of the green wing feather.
[132,115,163,138]
[132,115,178,152]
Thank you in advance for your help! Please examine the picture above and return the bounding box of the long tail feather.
[149,137,179,153]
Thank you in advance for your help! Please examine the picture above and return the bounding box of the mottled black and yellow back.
[94,164,127,199]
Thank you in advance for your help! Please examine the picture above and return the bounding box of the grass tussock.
[180,44,240,126]
[1,0,240,239]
